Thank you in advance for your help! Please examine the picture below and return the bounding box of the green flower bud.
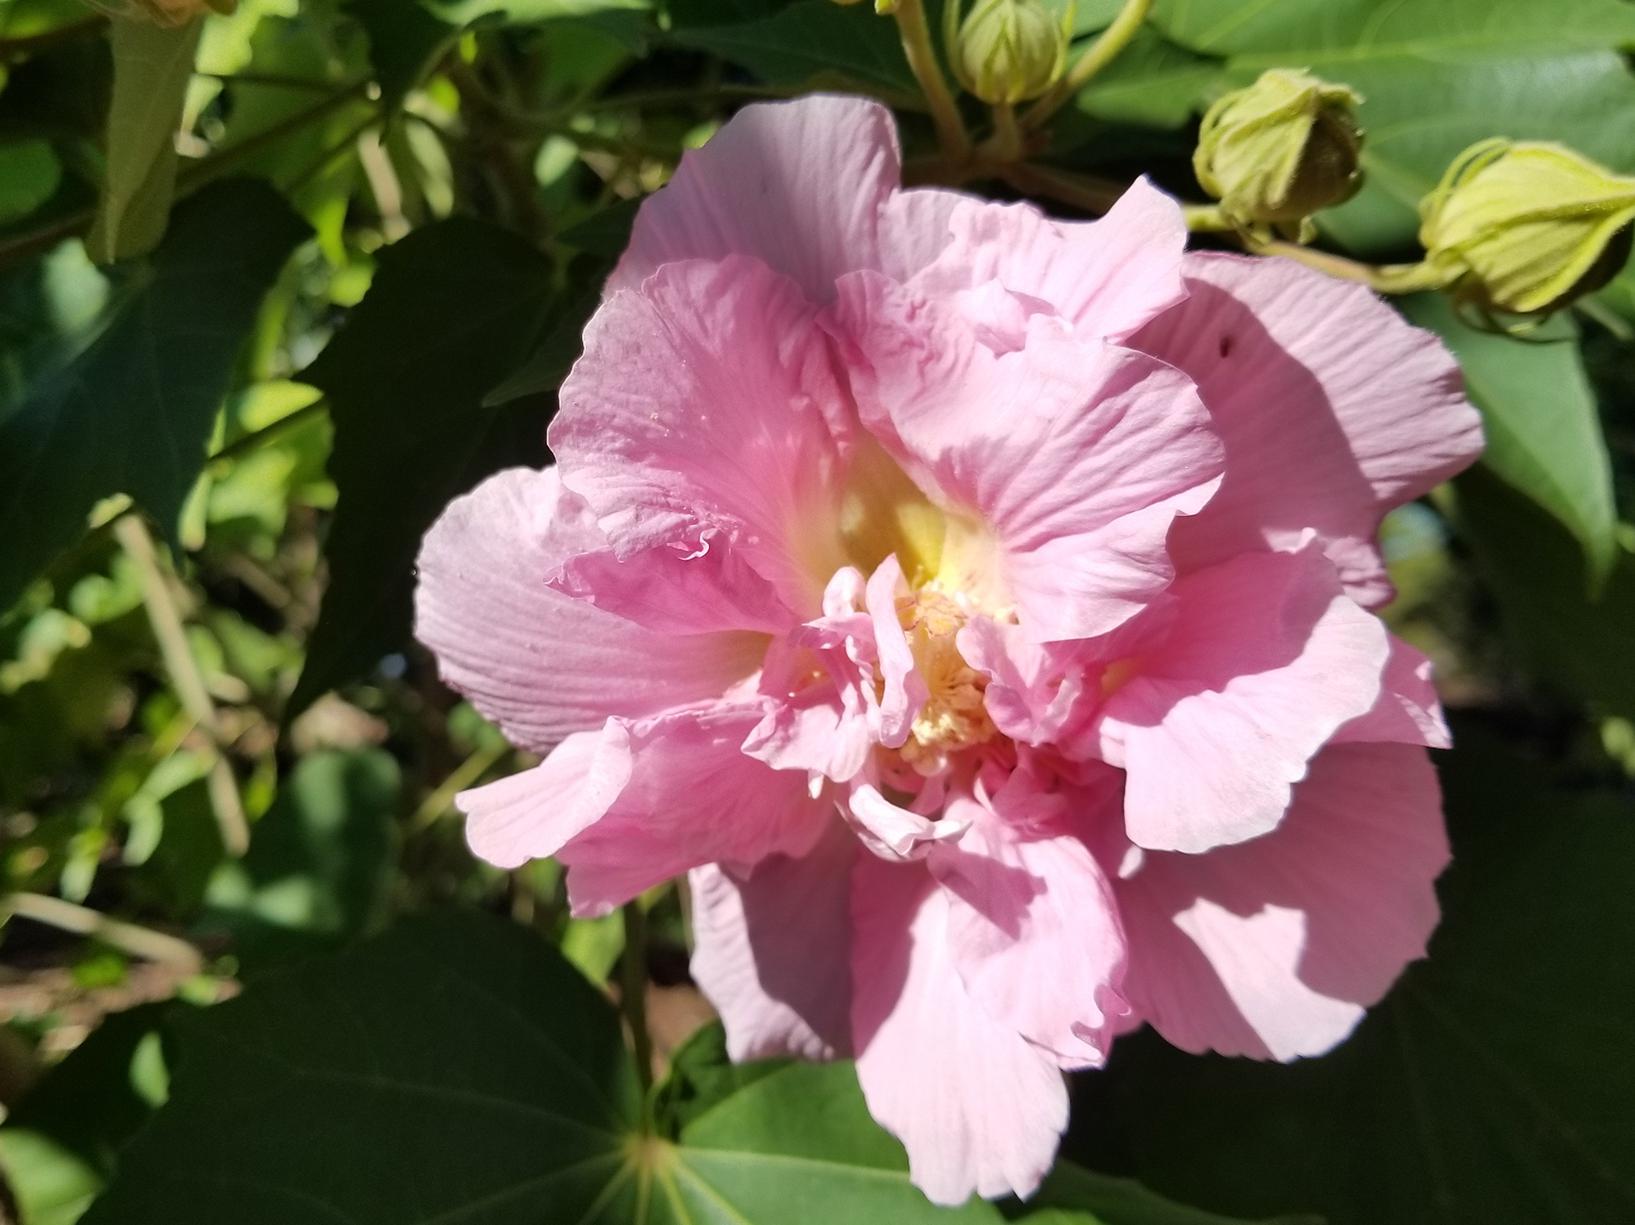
[1193,69,1364,238]
[952,0,1068,107]
[1419,138,1635,315]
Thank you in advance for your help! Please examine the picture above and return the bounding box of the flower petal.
[907,178,1188,342]
[551,705,830,915]
[553,256,848,614]
[608,95,901,302]
[1116,743,1448,1060]
[414,467,764,753]
[1336,634,1452,749]
[830,273,1224,641]
[457,729,630,869]
[1098,547,1389,852]
[850,858,1068,1205]
[1135,252,1482,604]
[930,785,1128,1067]
[689,819,857,1062]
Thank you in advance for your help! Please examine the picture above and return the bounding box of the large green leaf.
[1454,467,1635,718]
[77,910,1263,1224]
[86,17,203,264]
[669,0,918,100]
[1143,0,1635,253]
[288,218,554,716]
[1398,294,1618,582]
[0,178,307,614]
[196,749,401,973]
[1067,734,1635,1224]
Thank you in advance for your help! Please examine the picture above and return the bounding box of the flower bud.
[1194,69,1364,238]
[1419,138,1635,315]
[952,0,1068,107]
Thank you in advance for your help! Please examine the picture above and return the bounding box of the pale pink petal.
[457,730,630,869]
[830,274,1223,641]
[851,858,1068,1205]
[929,787,1128,1068]
[1117,743,1448,1060]
[551,704,830,916]
[957,617,1094,747]
[848,782,971,862]
[741,683,872,782]
[1336,634,1452,749]
[553,256,849,615]
[414,467,764,753]
[549,529,793,635]
[608,95,900,302]
[877,186,968,281]
[1134,252,1482,604]
[1098,547,1389,852]
[689,820,856,1061]
[866,555,925,747]
[908,179,1187,342]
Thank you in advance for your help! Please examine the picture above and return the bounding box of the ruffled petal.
[850,858,1068,1205]
[930,785,1128,1067]
[830,273,1223,641]
[907,179,1187,342]
[1135,252,1482,604]
[457,730,630,869]
[1335,634,1452,749]
[1097,547,1389,852]
[689,819,857,1061]
[1116,743,1448,1060]
[608,95,901,302]
[414,467,764,753]
[552,256,848,615]
[534,704,829,916]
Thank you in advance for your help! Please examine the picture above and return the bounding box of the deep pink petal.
[414,467,764,753]
[830,274,1224,640]
[1098,547,1389,852]
[1117,743,1448,1059]
[1135,253,1482,604]
[553,257,850,615]
[548,704,830,915]
[850,857,1068,1205]
[689,819,856,1061]
[608,95,900,302]
[930,787,1128,1067]
[908,179,1187,342]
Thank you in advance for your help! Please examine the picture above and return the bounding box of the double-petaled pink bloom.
[415,97,1482,1204]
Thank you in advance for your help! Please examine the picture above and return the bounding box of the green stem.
[621,901,655,1101]
[985,103,1025,163]
[998,160,1125,214]
[892,0,972,164]
[2,892,205,972]
[207,399,328,467]
[1024,0,1153,130]
[113,514,250,857]
[1182,202,1233,232]
[1246,239,1448,294]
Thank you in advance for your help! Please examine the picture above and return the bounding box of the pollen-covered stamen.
[897,590,998,775]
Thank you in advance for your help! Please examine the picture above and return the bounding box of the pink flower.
[414,96,1483,1204]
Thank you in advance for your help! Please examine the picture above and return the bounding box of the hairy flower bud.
[1419,138,1635,315]
[952,0,1068,106]
[1194,69,1364,238]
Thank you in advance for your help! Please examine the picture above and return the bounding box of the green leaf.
[288,219,553,715]
[1397,294,1618,583]
[1070,29,1226,130]
[1147,0,1635,254]
[344,0,650,108]
[78,911,1256,1225]
[87,17,204,264]
[669,0,918,99]
[1067,735,1635,1224]
[197,749,400,973]
[0,178,308,615]
[0,1004,172,1225]
[0,140,63,225]
[1454,467,1635,717]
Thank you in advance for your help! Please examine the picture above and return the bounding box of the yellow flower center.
[896,590,997,775]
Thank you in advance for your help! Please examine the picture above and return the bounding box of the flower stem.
[892,0,972,164]
[1182,202,1233,232]
[985,103,1025,163]
[1246,239,1448,294]
[2,892,205,973]
[1024,0,1153,130]
[620,901,655,1100]
[998,160,1125,214]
